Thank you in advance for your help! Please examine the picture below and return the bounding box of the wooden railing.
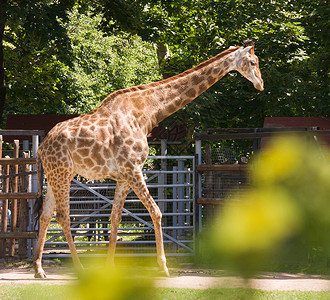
[0,131,44,257]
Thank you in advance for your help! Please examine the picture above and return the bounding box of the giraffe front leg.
[33,188,55,278]
[56,209,84,272]
[107,181,130,265]
[127,171,169,277]
[153,210,169,277]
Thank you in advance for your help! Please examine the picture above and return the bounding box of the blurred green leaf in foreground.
[70,264,154,300]
[207,135,330,275]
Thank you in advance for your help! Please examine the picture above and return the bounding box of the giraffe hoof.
[161,267,170,277]
[34,271,47,279]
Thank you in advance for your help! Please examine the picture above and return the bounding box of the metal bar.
[43,253,193,258]
[45,240,193,245]
[197,198,226,205]
[143,170,194,174]
[195,141,203,234]
[147,183,194,188]
[206,127,312,134]
[193,130,330,141]
[0,130,45,136]
[70,186,116,191]
[148,141,181,145]
[47,226,194,232]
[70,182,194,189]
[69,212,194,218]
[69,198,193,204]
[147,156,195,159]
[172,166,178,253]
[197,164,248,172]
[178,160,185,236]
[193,154,198,257]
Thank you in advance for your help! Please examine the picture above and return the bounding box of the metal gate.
[44,156,195,258]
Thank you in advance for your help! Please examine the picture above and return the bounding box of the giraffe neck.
[146,47,239,130]
[101,47,240,134]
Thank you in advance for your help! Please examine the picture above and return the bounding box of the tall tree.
[0,0,75,125]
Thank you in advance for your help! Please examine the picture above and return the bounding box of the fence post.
[32,135,39,194]
[158,139,167,226]
[31,135,39,257]
[204,144,215,226]
[0,136,3,256]
[195,140,202,233]
[0,156,9,257]
[9,140,19,256]
[22,140,32,258]
[177,159,185,237]
[185,165,192,233]
[18,151,30,257]
[172,166,178,252]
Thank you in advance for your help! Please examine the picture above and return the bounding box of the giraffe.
[33,40,263,278]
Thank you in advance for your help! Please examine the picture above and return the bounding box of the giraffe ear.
[240,46,253,56]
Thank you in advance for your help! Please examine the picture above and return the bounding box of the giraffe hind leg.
[53,186,83,272]
[107,181,130,265]
[33,186,55,278]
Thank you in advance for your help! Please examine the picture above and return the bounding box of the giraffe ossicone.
[33,41,263,278]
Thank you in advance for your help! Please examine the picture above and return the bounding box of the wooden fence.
[0,130,44,258]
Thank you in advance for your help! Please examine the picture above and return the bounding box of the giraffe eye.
[250,61,256,66]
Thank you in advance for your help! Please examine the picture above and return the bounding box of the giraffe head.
[234,40,264,91]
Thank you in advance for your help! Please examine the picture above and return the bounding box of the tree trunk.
[0,0,6,126]
[156,43,170,79]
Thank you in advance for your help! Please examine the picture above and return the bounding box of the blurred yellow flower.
[70,265,154,300]
[212,188,302,257]
[206,134,330,274]
[254,136,304,185]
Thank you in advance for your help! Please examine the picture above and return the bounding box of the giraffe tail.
[33,151,43,230]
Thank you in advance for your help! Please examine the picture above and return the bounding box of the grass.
[0,285,329,300]
[0,284,68,300]
[156,288,330,300]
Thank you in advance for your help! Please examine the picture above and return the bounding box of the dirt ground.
[0,264,329,291]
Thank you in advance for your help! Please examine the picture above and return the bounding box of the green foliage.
[72,265,154,300]
[100,0,329,129]
[1,1,328,130]
[163,0,330,129]
[3,3,160,120]
[58,7,160,114]
[3,0,74,119]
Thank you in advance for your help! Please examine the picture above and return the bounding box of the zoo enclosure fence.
[43,155,196,259]
[1,127,329,260]
[194,127,330,231]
